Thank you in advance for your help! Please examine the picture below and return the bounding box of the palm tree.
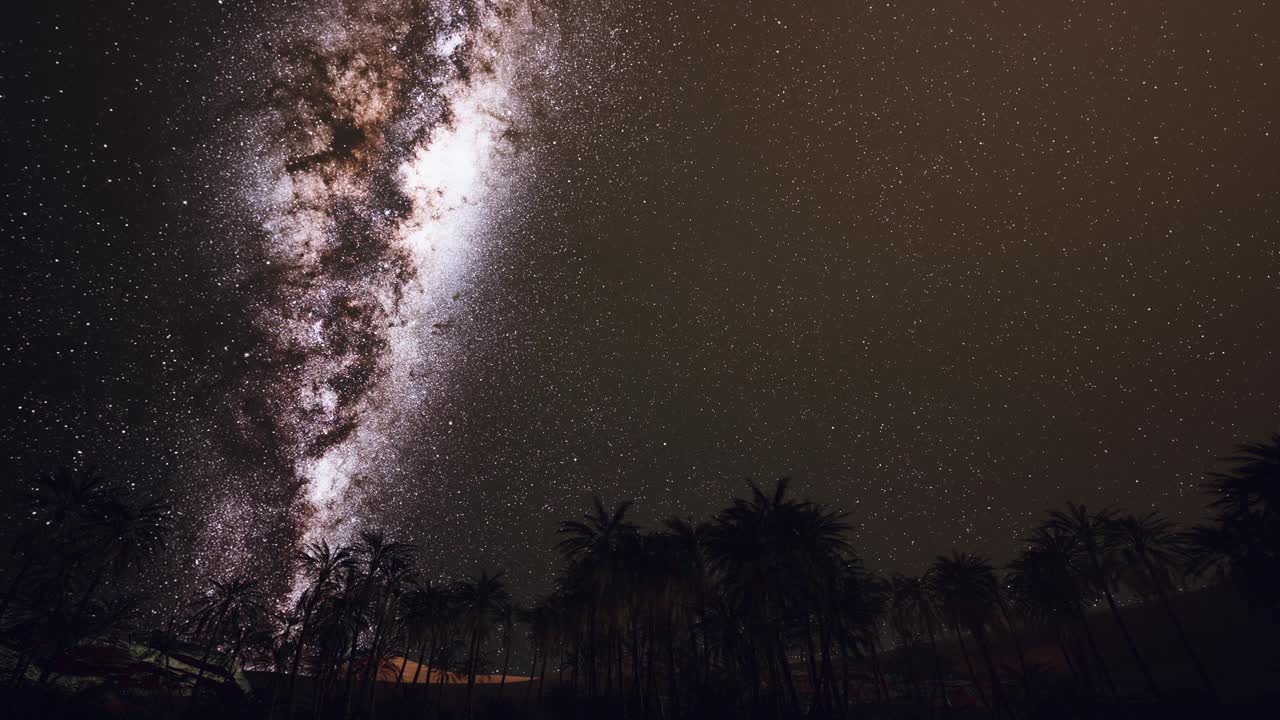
[455,569,509,717]
[1047,503,1160,697]
[891,574,947,709]
[496,599,516,694]
[1010,525,1120,699]
[839,564,890,709]
[68,493,170,635]
[312,563,367,717]
[283,540,354,719]
[1109,512,1216,699]
[991,574,1033,706]
[345,530,413,715]
[5,467,111,626]
[557,497,636,697]
[704,478,849,716]
[363,549,416,716]
[1192,434,1280,614]
[704,479,802,715]
[16,472,171,686]
[928,551,1007,718]
[186,575,265,704]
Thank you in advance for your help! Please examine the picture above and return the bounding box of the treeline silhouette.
[0,433,1277,720]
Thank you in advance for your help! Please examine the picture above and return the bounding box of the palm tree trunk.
[953,626,991,714]
[751,631,769,713]
[428,641,447,714]
[540,646,550,700]
[0,555,35,627]
[803,616,822,713]
[420,636,440,717]
[697,597,711,687]
[1146,559,1217,700]
[604,628,614,693]
[394,651,408,691]
[971,626,1012,720]
[68,563,108,631]
[1078,614,1118,699]
[776,635,803,718]
[1053,624,1081,687]
[665,614,679,720]
[365,602,391,716]
[588,602,600,696]
[465,627,480,719]
[868,634,890,704]
[187,609,229,711]
[1090,550,1160,698]
[285,601,318,719]
[839,636,850,719]
[407,637,427,695]
[645,606,658,719]
[995,597,1032,709]
[341,633,359,720]
[310,664,327,720]
[36,563,108,686]
[525,646,538,701]
[923,612,947,715]
[568,639,577,693]
[498,638,511,695]
[616,624,626,710]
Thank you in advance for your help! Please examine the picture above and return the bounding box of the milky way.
[194,0,561,574]
[8,1,1280,607]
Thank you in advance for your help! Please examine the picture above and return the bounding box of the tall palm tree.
[653,517,711,714]
[69,493,170,636]
[705,478,849,716]
[928,551,1008,718]
[186,575,264,704]
[362,549,416,716]
[1047,503,1160,697]
[455,569,509,717]
[891,574,947,709]
[316,563,369,717]
[557,497,636,697]
[704,479,805,715]
[21,474,170,686]
[1109,512,1216,699]
[349,530,413,714]
[1192,434,1280,614]
[839,564,890,709]
[496,599,516,694]
[1007,527,1117,698]
[663,516,710,684]
[283,540,354,719]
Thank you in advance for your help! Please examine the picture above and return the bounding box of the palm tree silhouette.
[455,568,509,717]
[1047,503,1160,698]
[1192,433,1280,614]
[891,574,947,710]
[186,574,265,704]
[704,479,806,715]
[10,441,1274,719]
[283,540,354,719]
[557,496,636,697]
[68,492,170,636]
[839,562,890,708]
[8,469,171,686]
[1110,511,1216,699]
[928,551,1009,718]
[496,598,516,694]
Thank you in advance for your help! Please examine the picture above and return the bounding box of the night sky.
[4,0,1279,602]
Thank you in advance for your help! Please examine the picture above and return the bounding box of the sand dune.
[376,657,531,685]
